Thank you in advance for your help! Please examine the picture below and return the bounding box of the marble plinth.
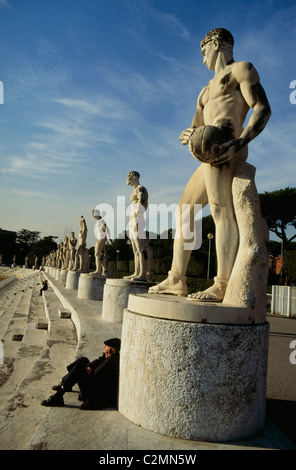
[66,270,80,290]
[55,269,61,281]
[77,273,106,300]
[59,269,68,287]
[102,278,155,323]
[119,294,269,442]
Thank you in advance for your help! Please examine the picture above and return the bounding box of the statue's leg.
[123,238,139,279]
[149,165,208,295]
[188,162,239,301]
[94,239,105,274]
[131,238,147,281]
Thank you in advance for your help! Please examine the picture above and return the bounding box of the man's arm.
[212,62,271,164]
[179,87,206,145]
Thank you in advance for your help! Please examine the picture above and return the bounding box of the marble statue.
[57,243,63,268]
[61,236,69,269]
[92,209,112,276]
[149,28,271,304]
[74,216,89,273]
[67,232,77,271]
[124,171,151,282]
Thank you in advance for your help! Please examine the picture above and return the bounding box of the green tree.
[16,229,40,248]
[105,233,133,261]
[15,229,41,264]
[260,187,296,250]
[27,236,58,265]
[0,230,17,264]
[283,250,296,284]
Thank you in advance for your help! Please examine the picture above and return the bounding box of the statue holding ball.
[149,28,271,302]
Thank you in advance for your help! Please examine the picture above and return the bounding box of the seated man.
[41,338,121,410]
[39,280,48,296]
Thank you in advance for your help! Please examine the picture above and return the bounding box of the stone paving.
[0,266,295,451]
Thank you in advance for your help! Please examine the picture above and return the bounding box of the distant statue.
[74,216,89,273]
[124,171,152,282]
[24,256,29,267]
[61,236,69,269]
[92,209,112,276]
[149,28,271,307]
[67,232,77,271]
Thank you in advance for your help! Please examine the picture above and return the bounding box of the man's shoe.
[41,394,64,407]
[52,382,72,392]
[52,382,62,391]
[78,393,87,402]
[79,400,95,410]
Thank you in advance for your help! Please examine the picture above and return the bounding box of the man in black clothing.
[41,338,121,410]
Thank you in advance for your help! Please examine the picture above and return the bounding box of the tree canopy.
[259,187,296,249]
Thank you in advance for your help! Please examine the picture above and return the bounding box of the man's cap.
[104,338,121,351]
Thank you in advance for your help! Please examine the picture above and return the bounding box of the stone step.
[0,274,48,409]
[0,275,77,449]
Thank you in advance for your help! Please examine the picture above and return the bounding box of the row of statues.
[44,171,154,281]
[45,216,90,274]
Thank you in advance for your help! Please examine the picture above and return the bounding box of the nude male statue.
[67,232,77,271]
[92,209,112,276]
[149,28,271,301]
[74,216,89,273]
[124,171,149,281]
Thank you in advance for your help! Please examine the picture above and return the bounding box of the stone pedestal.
[59,269,68,287]
[55,269,61,281]
[66,270,80,290]
[102,278,155,323]
[77,273,106,300]
[119,294,269,442]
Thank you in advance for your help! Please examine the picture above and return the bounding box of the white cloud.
[0,0,10,8]
[10,189,43,197]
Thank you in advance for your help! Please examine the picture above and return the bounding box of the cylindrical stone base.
[119,300,269,442]
[59,269,68,287]
[77,273,106,300]
[102,279,154,323]
[66,270,80,290]
[55,269,61,281]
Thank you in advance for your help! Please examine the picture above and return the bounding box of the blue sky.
[0,0,295,247]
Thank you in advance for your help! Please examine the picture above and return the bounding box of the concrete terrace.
[0,266,295,451]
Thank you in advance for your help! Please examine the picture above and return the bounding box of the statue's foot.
[148,271,188,296]
[131,275,147,282]
[187,277,228,302]
[123,273,138,279]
